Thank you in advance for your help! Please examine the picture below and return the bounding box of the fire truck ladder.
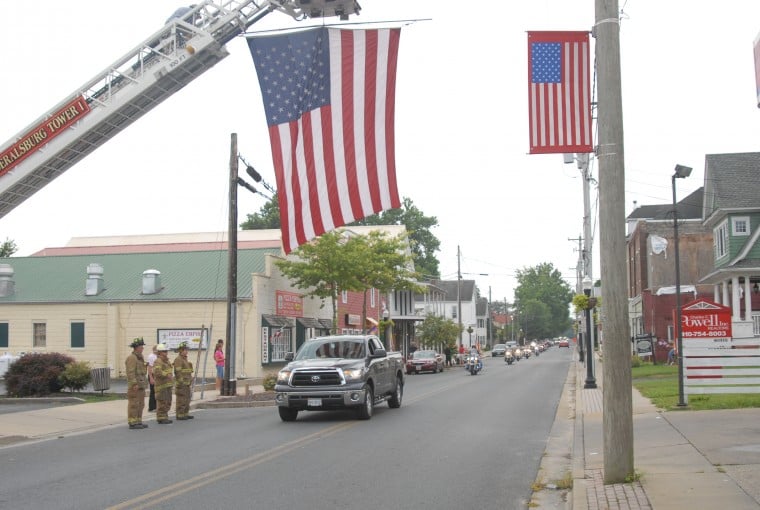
[0,0,360,219]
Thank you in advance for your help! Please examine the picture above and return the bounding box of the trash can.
[91,367,111,394]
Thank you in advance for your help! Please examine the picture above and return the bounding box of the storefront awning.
[262,315,294,328]
[297,317,324,329]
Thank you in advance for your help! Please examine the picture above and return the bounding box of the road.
[0,347,572,510]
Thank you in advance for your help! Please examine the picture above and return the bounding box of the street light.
[583,276,597,388]
[673,163,692,406]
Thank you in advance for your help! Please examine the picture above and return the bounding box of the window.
[341,290,348,303]
[370,288,376,307]
[0,323,7,348]
[732,216,750,236]
[714,221,728,259]
[33,323,46,348]
[270,328,291,362]
[71,322,85,348]
[451,306,457,319]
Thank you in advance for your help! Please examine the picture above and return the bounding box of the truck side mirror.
[369,348,387,359]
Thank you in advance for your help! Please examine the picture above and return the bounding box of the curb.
[191,400,276,409]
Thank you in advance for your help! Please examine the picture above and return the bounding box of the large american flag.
[248,27,402,254]
[528,31,593,154]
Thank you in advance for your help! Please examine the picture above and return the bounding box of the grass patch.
[77,393,125,403]
[632,363,760,411]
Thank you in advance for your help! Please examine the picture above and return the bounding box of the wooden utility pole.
[224,133,238,396]
[594,0,633,482]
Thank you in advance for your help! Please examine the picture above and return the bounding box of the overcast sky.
[2,1,760,303]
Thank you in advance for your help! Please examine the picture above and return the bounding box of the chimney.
[85,263,104,296]
[0,264,14,297]
[142,269,162,295]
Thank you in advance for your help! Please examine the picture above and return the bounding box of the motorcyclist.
[469,344,482,371]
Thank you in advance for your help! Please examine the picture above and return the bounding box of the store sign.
[156,328,208,350]
[345,313,361,326]
[679,299,732,339]
[276,290,303,317]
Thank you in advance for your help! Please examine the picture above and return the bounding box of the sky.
[2,0,760,304]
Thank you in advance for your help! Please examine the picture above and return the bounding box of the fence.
[683,338,760,400]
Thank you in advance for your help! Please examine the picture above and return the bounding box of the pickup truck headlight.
[342,368,365,382]
[276,369,292,384]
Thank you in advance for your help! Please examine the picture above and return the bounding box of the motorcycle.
[465,354,482,375]
[504,349,514,365]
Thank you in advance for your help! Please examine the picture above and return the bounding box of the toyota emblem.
[311,375,321,382]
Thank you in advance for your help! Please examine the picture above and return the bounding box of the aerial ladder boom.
[0,0,360,219]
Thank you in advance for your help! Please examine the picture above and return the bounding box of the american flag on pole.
[248,27,402,254]
[528,31,593,154]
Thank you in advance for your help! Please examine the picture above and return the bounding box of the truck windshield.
[296,340,366,360]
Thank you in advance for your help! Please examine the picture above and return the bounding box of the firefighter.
[173,341,195,420]
[125,337,148,429]
[153,343,175,424]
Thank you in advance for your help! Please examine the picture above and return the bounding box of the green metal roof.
[0,248,280,304]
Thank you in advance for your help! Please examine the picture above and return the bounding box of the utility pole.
[457,245,462,346]
[595,0,633,482]
[488,286,492,347]
[569,235,583,293]
[224,133,238,397]
[579,152,593,282]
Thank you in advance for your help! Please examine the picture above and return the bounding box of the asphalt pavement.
[2,353,760,509]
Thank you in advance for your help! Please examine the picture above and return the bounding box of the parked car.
[405,350,444,374]
[491,343,506,357]
[558,339,570,348]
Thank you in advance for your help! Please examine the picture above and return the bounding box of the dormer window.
[732,216,750,236]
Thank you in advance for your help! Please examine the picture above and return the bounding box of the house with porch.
[697,152,760,338]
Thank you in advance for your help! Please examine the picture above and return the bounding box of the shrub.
[59,361,92,392]
[631,354,642,368]
[262,372,277,391]
[5,352,76,397]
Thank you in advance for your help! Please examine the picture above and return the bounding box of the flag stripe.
[528,31,592,154]
[384,29,401,210]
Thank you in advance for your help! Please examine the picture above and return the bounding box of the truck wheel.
[278,407,298,422]
[356,385,374,420]
[388,375,403,408]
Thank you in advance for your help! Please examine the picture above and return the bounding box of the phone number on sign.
[682,331,730,338]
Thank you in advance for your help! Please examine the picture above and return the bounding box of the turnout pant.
[127,386,145,425]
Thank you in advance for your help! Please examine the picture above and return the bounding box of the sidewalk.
[573,353,760,510]
[0,380,267,447]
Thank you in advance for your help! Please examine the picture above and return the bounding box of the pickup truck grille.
[291,369,343,387]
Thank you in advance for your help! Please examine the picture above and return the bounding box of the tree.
[513,262,573,339]
[275,229,419,335]
[275,231,356,335]
[241,194,441,278]
[350,230,421,332]
[350,197,441,278]
[0,238,18,258]
[240,193,280,230]
[416,314,459,349]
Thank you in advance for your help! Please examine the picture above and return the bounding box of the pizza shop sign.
[679,299,732,339]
